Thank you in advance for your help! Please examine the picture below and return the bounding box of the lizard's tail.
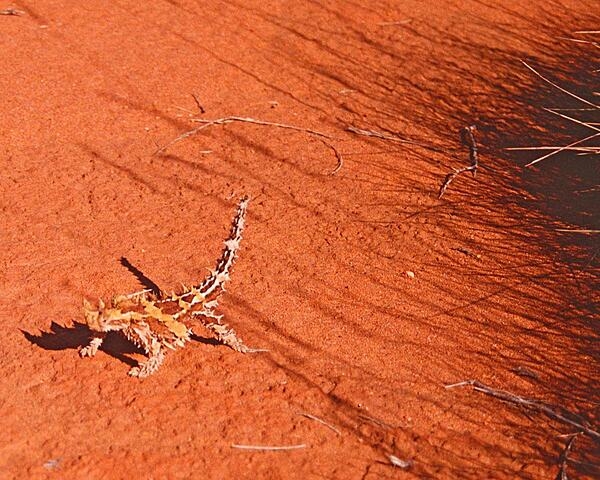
[194,196,249,299]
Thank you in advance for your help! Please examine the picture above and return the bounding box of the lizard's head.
[83,298,128,332]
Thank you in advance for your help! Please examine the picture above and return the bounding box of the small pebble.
[43,459,60,470]
[389,454,412,469]
[406,271,415,278]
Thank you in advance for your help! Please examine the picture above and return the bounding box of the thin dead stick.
[191,94,205,114]
[544,108,600,132]
[346,126,441,152]
[547,108,599,112]
[298,412,341,435]
[0,8,23,15]
[556,228,600,234]
[318,139,344,175]
[173,105,198,115]
[461,125,479,177]
[358,413,397,430]
[231,444,307,451]
[557,434,578,480]
[559,37,600,48]
[524,132,600,167]
[156,116,332,154]
[445,380,600,440]
[521,61,600,109]
[507,146,600,153]
[577,151,600,156]
[191,116,332,138]
[378,20,412,26]
[438,125,479,198]
[155,116,340,172]
[438,166,476,198]
[576,186,600,193]
[389,455,412,469]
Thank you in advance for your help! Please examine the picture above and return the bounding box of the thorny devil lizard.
[80,196,257,378]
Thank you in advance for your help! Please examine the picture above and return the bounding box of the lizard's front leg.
[79,333,106,358]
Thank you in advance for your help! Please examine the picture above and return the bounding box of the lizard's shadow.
[23,258,219,367]
[23,322,141,367]
[23,322,220,367]
[119,256,162,296]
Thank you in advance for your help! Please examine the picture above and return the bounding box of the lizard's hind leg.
[193,310,251,353]
[128,337,165,378]
[205,321,250,353]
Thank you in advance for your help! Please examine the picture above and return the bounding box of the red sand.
[1,1,598,478]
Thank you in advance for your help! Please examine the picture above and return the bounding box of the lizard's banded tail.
[191,196,249,300]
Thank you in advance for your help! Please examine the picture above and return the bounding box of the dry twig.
[507,146,600,154]
[378,20,412,26]
[445,380,600,440]
[521,61,599,109]
[524,132,600,167]
[298,412,341,435]
[318,139,344,175]
[231,444,306,451]
[358,413,397,430]
[461,125,479,175]
[556,434,579,480]
[513,62,600,167]
[155,115,342,174]
[0,7,23,15]
[191,93,206,114]
[438,125,479,198]
[559,36,600,49]
[555,228,600,234]
[544,108,600,132]
[389,455,412,469]
[156,116,332,154]
[346,126,441,152]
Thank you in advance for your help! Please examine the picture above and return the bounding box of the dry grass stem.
[445,380,600,440]
[544,108,600,132]
[191,93,206,114]
[231,444,307,451]
[155,115,342,173]
[298,412,341,435]
[358,413,396,430]
[555,228,600,234]
[461,125,479,176]
[191,116,331,138]
[550,108,598,111]
[378,20,412,26]
[559,37,600,48]
[346,125,441,152]
[0,8,23,15]
[389,455,413,469]
[514,62,599,167]
[318,139,344,175]
[557,434,579,480]
[507,146,600,153]
[524,132,600,167]
[521,61,599,109]
[438,125,479,198]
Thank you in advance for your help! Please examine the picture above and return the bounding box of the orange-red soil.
[1,1,598,479]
